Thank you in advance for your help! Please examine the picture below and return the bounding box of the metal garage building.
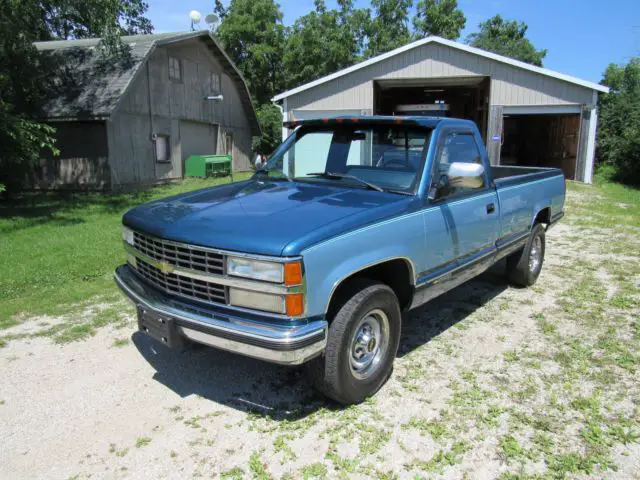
[273,36,608,183]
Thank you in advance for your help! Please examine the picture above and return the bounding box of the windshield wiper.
[305,172,385,193]
[254,168,292,182]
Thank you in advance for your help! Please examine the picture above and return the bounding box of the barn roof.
[34,31,261,135]
[272,36,609,102]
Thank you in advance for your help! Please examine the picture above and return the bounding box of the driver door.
[419,127,499,284]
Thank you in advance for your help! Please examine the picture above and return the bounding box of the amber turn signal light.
[285,293,304,317]
[284,262,303,285]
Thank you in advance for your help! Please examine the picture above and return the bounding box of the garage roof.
[272,36,609,102]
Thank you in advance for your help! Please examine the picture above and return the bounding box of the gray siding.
[286,43,593,112]
[108,39,253,187]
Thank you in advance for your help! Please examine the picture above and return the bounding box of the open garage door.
[374,76,490,141]
[500,108,581,180]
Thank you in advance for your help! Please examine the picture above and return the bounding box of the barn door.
[486,105,503,166]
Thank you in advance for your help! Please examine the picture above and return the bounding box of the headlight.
[122,226,135,246]
[227,256,283,283]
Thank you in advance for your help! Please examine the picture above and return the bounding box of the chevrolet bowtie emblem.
[157,261,174,274]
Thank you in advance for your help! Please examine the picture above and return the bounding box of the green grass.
[300,463,328,480]
[0,174,252,328]
[220,467,245,480]
[112,337,129,348]
[566,179,640,230]
[248,450,272,480]
[135,436,151,448]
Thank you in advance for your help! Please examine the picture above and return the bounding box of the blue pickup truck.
[115,116,565,404]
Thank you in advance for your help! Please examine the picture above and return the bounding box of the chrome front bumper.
[114,265,327,365]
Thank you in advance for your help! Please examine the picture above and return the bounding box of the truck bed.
[491,165,564,187]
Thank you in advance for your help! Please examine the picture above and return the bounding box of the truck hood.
[123,179,416,257]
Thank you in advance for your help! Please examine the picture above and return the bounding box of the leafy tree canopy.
[215,0,287,104]
[466,14,546,67]
[284,0,368,88]
[37,0,152,40]
[252,103,282,155]
[364,0,412,57]
[597,58,640,185]
[413,0,465,40]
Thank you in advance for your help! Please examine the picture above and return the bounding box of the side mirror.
[447,162,485,189]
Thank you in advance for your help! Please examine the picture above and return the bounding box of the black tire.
[309,278,401,405]
[506,223,546,287]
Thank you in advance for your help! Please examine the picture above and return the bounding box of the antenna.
[189,10,202,31]
[205,13,219,31]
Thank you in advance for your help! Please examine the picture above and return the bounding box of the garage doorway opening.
[500,113,580,180]
[374,76,490,141]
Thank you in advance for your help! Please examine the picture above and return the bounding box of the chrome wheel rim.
[529,236,542,273]
[349,309,390,380]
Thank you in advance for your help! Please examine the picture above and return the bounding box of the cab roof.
[283,115,476,129]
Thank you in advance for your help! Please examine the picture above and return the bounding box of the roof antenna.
[204,13,219,32]
[189,10,202,31]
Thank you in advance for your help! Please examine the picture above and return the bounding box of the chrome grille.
[136,259,227,304]
[133,231,224,275]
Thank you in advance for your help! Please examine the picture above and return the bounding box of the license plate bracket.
[137,307,184,349]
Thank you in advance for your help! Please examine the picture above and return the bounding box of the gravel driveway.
[1,187,639,480]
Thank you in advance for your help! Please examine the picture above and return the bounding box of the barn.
[33,31,260,189]
[273,36,609,183]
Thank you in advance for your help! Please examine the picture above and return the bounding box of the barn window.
[155,135,170,162]
[211,73,221,94]
[168,56,182,81]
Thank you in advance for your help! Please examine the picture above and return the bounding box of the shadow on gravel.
[133,263,509,420]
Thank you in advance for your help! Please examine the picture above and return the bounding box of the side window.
[168,56,182,82]
[211,73,221,95]
[430,131,485,200]
[155,135,170,163]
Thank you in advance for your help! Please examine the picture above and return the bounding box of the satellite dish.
[205,13,218,25]
[189,10,202,23]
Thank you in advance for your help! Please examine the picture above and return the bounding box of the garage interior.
[373,77,581,179]
[500,113,581,180]
[373,77,490,141]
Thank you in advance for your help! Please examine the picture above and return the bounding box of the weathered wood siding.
[32,121,110,189]
[108,38,253,187]
[286,43,593,112]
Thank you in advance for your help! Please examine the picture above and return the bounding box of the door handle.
[486,203,495,214]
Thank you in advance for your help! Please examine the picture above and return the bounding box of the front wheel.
[309,279,401,405]
[506,223,546,287]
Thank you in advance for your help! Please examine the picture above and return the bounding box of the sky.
[147,0,640,84]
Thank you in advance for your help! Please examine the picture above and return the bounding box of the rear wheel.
[309,279,401,405]
[506,223,546,287]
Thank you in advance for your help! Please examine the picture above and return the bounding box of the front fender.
[301,211,424,317]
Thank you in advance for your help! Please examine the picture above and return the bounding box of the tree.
[284,0,367,87]
[0,0,58,193]
[365,0,412,58]
[597,58,640,185]
[466,15,546,67]
[37,0,153,40]
[213,0,227,20]
[215,0,287,105]
[413,0,465,40]
[252,103,282,155]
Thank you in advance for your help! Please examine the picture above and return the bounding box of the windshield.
[257,125,432,194]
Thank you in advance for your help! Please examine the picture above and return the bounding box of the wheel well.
[326,259,414,321]
[534,207,551,225]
